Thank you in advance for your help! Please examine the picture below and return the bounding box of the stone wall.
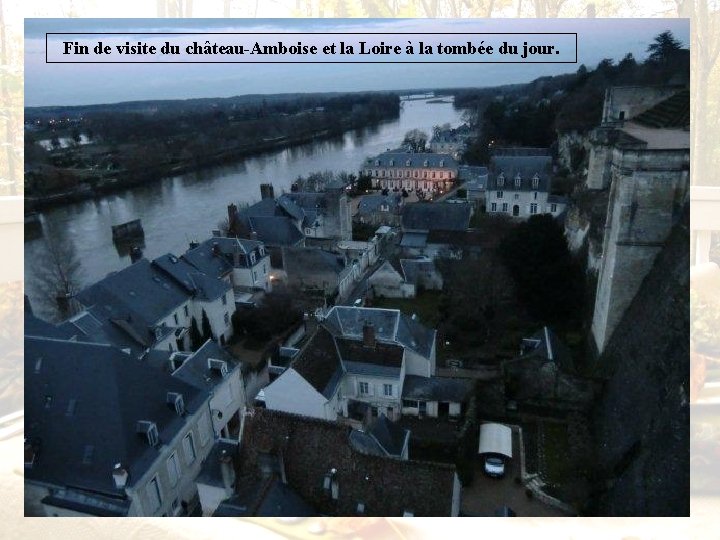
[588,207,689,516]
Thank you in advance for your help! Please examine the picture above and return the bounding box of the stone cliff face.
[587,207,689,516]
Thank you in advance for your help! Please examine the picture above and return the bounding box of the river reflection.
[24,98,465,319]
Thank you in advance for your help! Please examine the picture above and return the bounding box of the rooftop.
[401,203,472,232]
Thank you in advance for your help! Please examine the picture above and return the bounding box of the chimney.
[112,463,129,489]
[219,449,236,491]
[130,246,143,263]
[212,242,220,256]
[362,322,376,349]
[250,230,258,241]
[189,240,200,250]
[227,203,237,232]
[260,183,275,200]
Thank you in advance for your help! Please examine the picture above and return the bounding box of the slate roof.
[183,237,259,278]
[283,247,351,280]
[401,203,472,232]
[195,439,240,487]
[400,259,438,285]
[337,338,404,377]
[292,327,344,400]
[214,476,317,517]
[365,151,458,170]
[488,153,552,191]
[238,408,458,516]
[154,253,231,302]
[357,194,402,216]
[633,89,690,129]
[349,414,410,458]
[399,231,428,248]
[401,375,473,402]
[172,339,240,391]
[25,337,208,500]
[518,326,574,372]
[323,306,435,360]
[25,308,76,341]
[245,216,304,247]
[75,259,189,346]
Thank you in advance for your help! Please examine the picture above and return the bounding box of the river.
[25,98,465,319]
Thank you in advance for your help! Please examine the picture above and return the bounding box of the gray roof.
[357,194,402,216]
[401,203,472,232]
[25,337,208,499]
[400,259,438,285]
[172,339,240,390]
[292,327,344,400]
[518,326,574,372]
[214,476,317,517]
[402,375,473,402]
[488,154,552,191]
[154,253,231,302]
[283,247,351,280]
[196,439,240,487]
[365,151,458,170]
[349,415,410,459]
[25,309,77,341]
[339,337,405,378]
[75,259,190,345]
[245,216,304,247]
[183,237,265,278]
[323,306,435,360]
[399,231,428,248]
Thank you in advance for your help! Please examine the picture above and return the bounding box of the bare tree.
[402,128,429,153]
[29,224,82,321]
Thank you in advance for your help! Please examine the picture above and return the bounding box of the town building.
[355,193,403,226]
[228,408,462,516]
[263,306,471,423]
[362,151,458,194]
[588,86,690,353]
[485,149,567,219]
[25,337,216,517]
[281,246,359,303]
[73,255,235,353]
[183,237,272,298]
[428,124,472,158]
[368,258,442,299]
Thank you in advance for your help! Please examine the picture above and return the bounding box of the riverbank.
[26,117,399,212]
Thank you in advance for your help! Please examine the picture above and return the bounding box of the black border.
[46,32,578,64]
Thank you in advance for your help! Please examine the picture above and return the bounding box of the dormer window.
[406,159,411,167]
[497,174,504,187]
[532,174,539,189]
[208,358,228,377]
[389,159,394,166]
[439,160,444,167]
[136,421,159,447]
[514,174,521,188]
[374,160,380,167]
[167,392,185,416]
[423,159,429,167]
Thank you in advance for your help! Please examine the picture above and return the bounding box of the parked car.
[483,456,506,478]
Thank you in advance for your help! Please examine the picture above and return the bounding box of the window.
[514,176,521,188]
[502,203,508,213]
[383,384,393,397]
[496,191,503,199]
[423,171,427,178]
[406,159,411,166]
[490,202,497,212]
[250,253,256,265]
[222,294,227,306]
[533,191,538,200]
[167,453,180,487]
[358,382,369,395]
[173,313,178,325]
[439,159,445,167]
[184,305,189,318]
[497,174,505,187]
[147,476,162,512]
[530,203,538,215]
[551,203,558,213]
[224,312,229,326]
[374,170,378,176]
[381,170,385,177]
[405,170,410,178]
[402,399,419,408]
[199,413,212,447]
[389,159,394,166]
[183,432,196,465]
[432,172,436,179]
[514,193,519,200]
[532,176,539,189]
[414,171,418,178]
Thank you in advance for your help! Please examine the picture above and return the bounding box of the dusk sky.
[25,18,689,107]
